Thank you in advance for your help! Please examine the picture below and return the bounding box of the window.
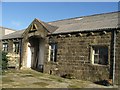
[48,44,57,62]
[2,43,8,52]
[92,46,108,65]
[13,42,19,54]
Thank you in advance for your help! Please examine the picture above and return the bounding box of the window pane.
[94,55,99,64]
[92,46,108,65]
[50,49,53,61]
[13,42,19,54]
[99,47,108,65]
[49,44,57,62]
[2,43,8,52]
[94,48,99,54]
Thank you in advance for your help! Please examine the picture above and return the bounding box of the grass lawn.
[2,69,118,88]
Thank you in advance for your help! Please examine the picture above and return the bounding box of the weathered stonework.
[7,40,13,53]
[7,53,20,68]
[115,30,120,85]
[44,31,116,83]
[21,19,48,69]
[2,39,21,68]
[0,40,2,51]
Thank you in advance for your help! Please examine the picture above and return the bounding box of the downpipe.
[112,30,116,86]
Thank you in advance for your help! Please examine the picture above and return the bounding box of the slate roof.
[49,11,119,34]
[2,30,25,40]
[0,26,16,36]
[2,11,119,40]
[37,19,58,33]
[0,26,16,31]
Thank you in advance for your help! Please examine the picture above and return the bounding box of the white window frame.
[48,43,57,62]
[91,45,108,65]
[2,43,8,52]
[13,42,19,54]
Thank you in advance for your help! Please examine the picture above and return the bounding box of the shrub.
[1,51,8,69]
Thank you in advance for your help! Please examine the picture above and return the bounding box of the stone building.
[1,11,120,85]
[0,26,16,51]
[0,26,16,37]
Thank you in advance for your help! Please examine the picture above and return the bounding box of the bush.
[1,51,8,69]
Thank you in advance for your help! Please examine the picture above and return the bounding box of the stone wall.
[0,40,2,51]
[8,40,13,53]
[3,39,21,68]
[115,30,120,85]
[44,31,113,82]
[7,53,20,68]
[21,19,48,69]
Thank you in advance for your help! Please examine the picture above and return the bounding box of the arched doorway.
[26,36,45,72]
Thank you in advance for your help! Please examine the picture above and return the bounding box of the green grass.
[49,76,64,82]
[40,78,53,82]
[2,69,97,88]
[2,77,14,83]
[20,74,34,77]
[68,84,80,88]
[19,69,44,77]
[57,79,63,82]
[32,82,49,87]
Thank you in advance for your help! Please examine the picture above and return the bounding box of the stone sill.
[91,64,109,67]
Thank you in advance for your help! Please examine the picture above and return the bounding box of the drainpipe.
[19,39,22,69]
[112,30,116,86]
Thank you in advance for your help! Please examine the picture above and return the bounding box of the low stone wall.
[6,53,20,68]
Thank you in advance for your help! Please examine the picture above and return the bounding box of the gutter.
[112,30,116,86]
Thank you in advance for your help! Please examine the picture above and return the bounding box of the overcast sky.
[2,2,118,30]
